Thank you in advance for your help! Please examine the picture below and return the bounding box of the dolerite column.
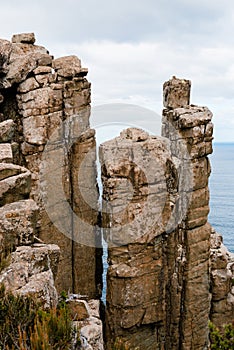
[1,35,102,298]
[100,128,180,350]
[162,76,213,349]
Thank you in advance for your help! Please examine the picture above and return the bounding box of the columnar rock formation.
[0,33,101,298]
[1,33,234,350]
[100,77,224,349]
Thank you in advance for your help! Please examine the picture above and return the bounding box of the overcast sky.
[1,0,234,142]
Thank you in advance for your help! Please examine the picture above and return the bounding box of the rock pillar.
[0,34,101,298]
[162,76,213,349]
[101,77,213,349]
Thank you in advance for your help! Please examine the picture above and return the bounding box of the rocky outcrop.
[0,34,62,310]
[100,77,214,349]
[0,33,101,297]
[0,199,38,254]
[0,151,60,310]
[0,163,31,206]
[1,33,233,349]
[0,244,60,309]
[210,228,234,328]
[68,296,104,350]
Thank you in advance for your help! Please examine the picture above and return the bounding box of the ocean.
[209,143,234,253]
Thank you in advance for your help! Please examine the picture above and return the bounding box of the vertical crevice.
[178,228,187,350]
[96,149,107,304]
[63,117,76,294]
[69,148,75,294]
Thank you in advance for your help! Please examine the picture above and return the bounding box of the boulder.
[163,76,191,108]
[0,120,15,143]
[11,33,36,44]
[0,163,31,205]
[0,244,60,308]
[0,199,38,254]
[52,55,82,78]
[0,143,13,162]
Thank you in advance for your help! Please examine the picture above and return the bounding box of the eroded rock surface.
[0,33,101,297]
[1,33,233,349]
[210,229,234,328]
[101,78,214,349]
[68,296,104,350]
[0,199,38,254]
[0,244,60,308]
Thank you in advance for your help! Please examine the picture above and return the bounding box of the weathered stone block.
[52,55,82,77]
[6,44,49,86]
[163,106,213,129]
[67,299,90,321]
[33,66,52,75]
[37,54,53,67]
[18,270,58,309]
[20,87,63,111]
[11,32,35,44]
[79,316,104,350]
[0,143,13,162]
[180,157,211,191]
[0,164,31,205]
[0,120,15,142]
[187,205,210,229]
[23,115,48,145]
[211,269,232,301]
[35,74,50,86]
[21,141,44,155]
[0,163,24,180]
[163,76,191,108]
[18,77,40,93]
[0,244,60,309]
[0,199,38,254]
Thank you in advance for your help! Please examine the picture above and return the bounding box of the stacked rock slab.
[0,244,60,309]
[0,85,59,308]
[210,228,234,329]
[0,33,101,297]
[162,77,213,349]
[100,77,213,349]
[67,296,104,350]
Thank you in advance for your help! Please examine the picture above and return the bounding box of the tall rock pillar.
[101,77,213,349]
[0,34,101,298]
[162,76,213,349]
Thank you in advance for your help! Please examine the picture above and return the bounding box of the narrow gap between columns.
[96,148,108,304]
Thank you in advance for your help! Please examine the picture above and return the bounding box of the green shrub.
[209,321,234,349]
[0,285,74,350]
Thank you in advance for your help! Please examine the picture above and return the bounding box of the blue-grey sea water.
[209,143,234,252]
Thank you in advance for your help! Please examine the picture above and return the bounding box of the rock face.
[0,244,60,309]
[0,33,101,298]
[0,199,38,254]
[163,76,191,109]
[100,77,215,349]
[68,296,104,350]
[1,34,233,349]
[210,228,234,328]
[0,128,60,310]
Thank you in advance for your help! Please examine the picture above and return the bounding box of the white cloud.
[1,0,234,141]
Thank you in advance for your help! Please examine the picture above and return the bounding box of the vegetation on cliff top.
[0,285,75,350]
[209,321,234,349]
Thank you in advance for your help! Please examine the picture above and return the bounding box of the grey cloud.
[1,0,233,47]
[0,0,234,141]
